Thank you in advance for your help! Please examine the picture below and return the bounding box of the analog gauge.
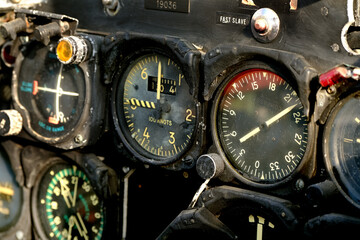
[32,162,104,240]
[214,68,309,184]
[0,146,22,232]
[113,52,197,164]
[13,42,86,142]
[323,92,360,208]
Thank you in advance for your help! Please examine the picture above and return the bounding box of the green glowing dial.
[33,163,104,240]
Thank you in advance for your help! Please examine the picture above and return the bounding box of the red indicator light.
[48,116,59,125]
[33,80,38,95]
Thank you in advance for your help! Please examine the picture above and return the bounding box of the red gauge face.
[216,69,308,183]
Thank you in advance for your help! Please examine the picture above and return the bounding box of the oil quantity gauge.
[214,68,309,184]
[32,162,104,240]
[324,92,360,208]
[113,52,198,164]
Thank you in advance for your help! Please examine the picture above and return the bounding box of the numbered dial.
[324,93,360,208]
[33,163,104,240]
[0,146,22,231]
[215,69,308,183]
[114,53,197,163]
[15,42,86,140]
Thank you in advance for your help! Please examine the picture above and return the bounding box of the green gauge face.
[114,53,197,163]
[216,69,308,184]
[325,93,360,208]
[34,163,104,240]
[0,147,22,231]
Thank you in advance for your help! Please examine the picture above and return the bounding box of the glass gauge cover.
[32,162,104,240]
[324,92,360,208]
[215,68,308,184]
[13,42,86,141]
[113,52,197,164]
[0,146,22,232]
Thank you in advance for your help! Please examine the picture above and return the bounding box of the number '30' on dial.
[215,69,308,184]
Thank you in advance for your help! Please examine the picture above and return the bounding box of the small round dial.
[113,52,197,164]
[0,146,22,231]
[324,92,360,208]
[215,68,308,184]
[32,162,104,240]
[14,42,86,141]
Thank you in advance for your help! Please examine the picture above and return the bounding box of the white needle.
[71,177,78,207]
[36,86,79,96]
[239,104,297,143]
[265,104,297,127]
[157,61,162,100]
[55,64,63,121]
[239,127,261,143]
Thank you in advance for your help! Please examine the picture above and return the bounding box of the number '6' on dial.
[114,53,197,164]
[215,69,308,184]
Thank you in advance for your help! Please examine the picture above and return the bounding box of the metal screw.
[74,134,83,144]
[295,178,305,191]
[331,43,340,52]
[281,212,286,218]
[16,231,24,240]
[321,7,329,16]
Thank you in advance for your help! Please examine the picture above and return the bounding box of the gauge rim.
[323,91,360,209]
[111,48,199,165]
[11,42,91,145]
[211,61,315,188]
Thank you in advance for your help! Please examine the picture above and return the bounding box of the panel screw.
[295,178,305,191]
[74,134,83,144]
[16,231,24,240]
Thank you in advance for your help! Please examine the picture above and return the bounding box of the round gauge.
[323,92,360,208]
[214,68,309,184]
[113,52,198,164]
[13,42,86,141]
[32,162,104,240]
[0,146,22,232]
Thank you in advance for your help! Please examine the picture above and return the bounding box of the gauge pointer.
[240,127,261,143]
[265,104,297,127]
[0,185,14,197]
[157,61,162,100]
[55,64,64,123]
[67,215,74,240]
[239,104,297,143]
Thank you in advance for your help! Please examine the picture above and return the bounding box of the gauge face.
[33,163,104,240]
[324,93,360,207]
[15,43,86,140]
[114,53,197,163]
[0,146,22,231]
[215,69,308,183]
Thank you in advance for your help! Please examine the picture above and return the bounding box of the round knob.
[196,153,224,180]
[254,18,268,33]
[251,8,280,43]
[0,110,23,136]
[56,36,90,64]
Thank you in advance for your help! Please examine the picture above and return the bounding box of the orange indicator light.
[56,40,73,63]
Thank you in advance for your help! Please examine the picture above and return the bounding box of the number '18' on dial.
[216,69,308,184]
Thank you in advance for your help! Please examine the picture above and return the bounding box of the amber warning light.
[56,36,89,65]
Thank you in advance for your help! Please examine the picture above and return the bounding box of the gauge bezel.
[323,90,360,209]
[12,38,105,149]
[111,42,201,166]
[31,157,106,240]
[211,61,315,189]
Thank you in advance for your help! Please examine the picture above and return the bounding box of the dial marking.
[356,117,360,124]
